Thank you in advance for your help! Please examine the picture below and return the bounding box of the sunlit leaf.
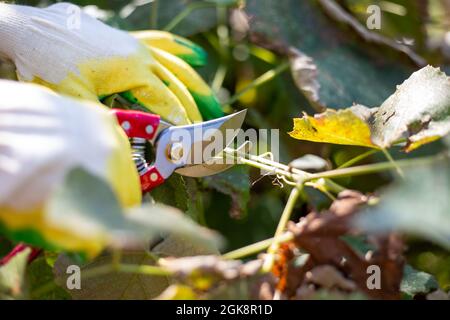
[244,0,416,109]
[47,168,223,256]
[54,250,170,300]
[27,257,70,300]
[289,105,377,148]
[290,66,450,152]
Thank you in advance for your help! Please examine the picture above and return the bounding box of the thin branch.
[317,0,427,66]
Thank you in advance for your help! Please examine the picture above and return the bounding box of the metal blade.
[175,140,252,177]
[175,160,233,177]
[154,110,246,178]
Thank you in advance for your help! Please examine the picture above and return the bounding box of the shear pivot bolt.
[169,143,184,161]
[150,173,159,182]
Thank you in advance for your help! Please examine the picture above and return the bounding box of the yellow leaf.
[288,108,378,148]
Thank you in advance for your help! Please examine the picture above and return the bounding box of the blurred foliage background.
[1,0,450,292]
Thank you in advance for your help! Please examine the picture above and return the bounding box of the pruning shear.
[111,109,247,192]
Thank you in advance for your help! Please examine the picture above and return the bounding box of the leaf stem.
[31,261,172,298]
[225,147,441,185]
[226,61,290,105]
[338,149,378,169]
[381,148,404,178]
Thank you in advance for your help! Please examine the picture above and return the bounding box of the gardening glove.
[0,2,223,125]
[0,80,141,258]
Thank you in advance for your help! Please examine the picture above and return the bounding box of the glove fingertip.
[174,38,208,67]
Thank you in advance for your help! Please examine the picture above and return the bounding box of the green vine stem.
[262,186,302,273]
[226,61,290,105]
[223,147,441,183]
[337,149,378,169]
[223,232,294,260]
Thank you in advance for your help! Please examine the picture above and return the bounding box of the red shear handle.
[140,166,165,192]
[111,109,160,140]
[0,243,41,266]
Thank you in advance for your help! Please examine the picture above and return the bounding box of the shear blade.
[174,109,247,177]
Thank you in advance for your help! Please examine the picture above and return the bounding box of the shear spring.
[131,137,149,175]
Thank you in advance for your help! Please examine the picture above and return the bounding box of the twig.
[307,156,439,181]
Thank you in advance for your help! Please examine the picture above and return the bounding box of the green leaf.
[401,265,439,298]
[54,251,170,300]
[27,257,70,300]
[185,177,205,224]
[47,168,223,255]
[150,174,189,212]
[244,0,417,109]
[340,235,374,255]
[355,157,450,249]
[46,168,127,241]
[370,66,450,152]
[203,165,250,219]
[0,248,30,299]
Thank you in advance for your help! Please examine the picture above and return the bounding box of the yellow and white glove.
[0,80,141,258]
[0,2,223,125]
